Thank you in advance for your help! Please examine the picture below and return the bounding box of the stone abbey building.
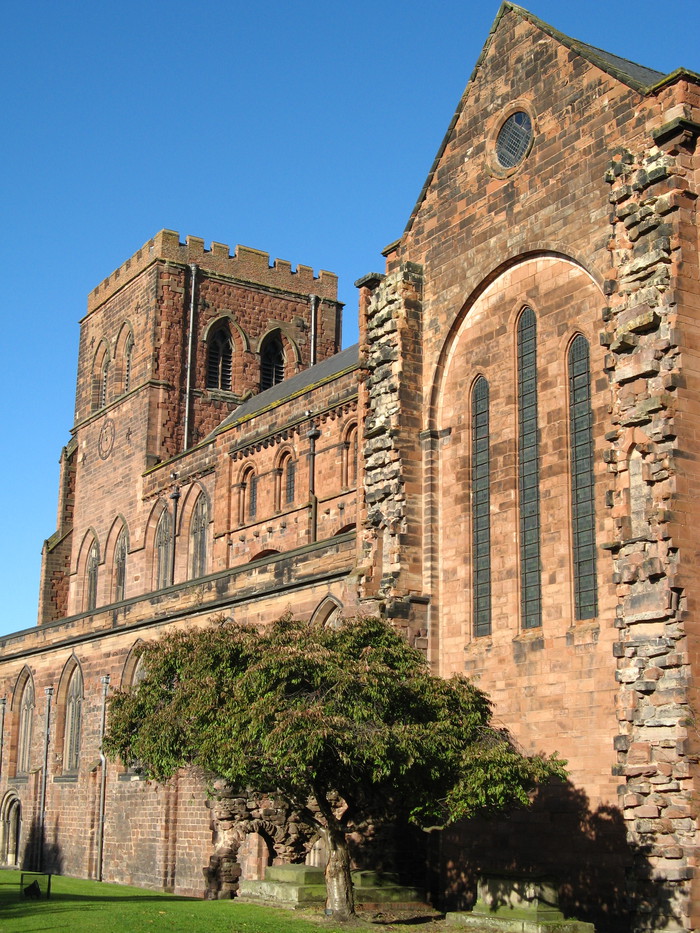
[1,4,699,929]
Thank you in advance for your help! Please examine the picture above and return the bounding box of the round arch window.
[495,111,533,169]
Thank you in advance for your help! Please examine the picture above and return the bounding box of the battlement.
[86,229,339,313]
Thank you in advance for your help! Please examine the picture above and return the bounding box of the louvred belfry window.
[260,333,285,391]
[206,326,233,391]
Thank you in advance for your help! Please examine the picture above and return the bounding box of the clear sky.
[0,0,698,638]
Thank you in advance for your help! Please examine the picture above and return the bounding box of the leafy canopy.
[104,615,564,827]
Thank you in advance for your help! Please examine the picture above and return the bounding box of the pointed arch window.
[284,456,295,505]
[17,678,34,776]
[63,666,83,773]
[260,333,285,391]
[568,335,598,619]
[86,540,99,612]
[471,377,492,637]
[190,495,209,579]
[207,325,233,390]
[114,528,128,602]
[100,357,109,409]
[123,332,134,393]
[155,510,173,590]
[343,424,358,488]
[239,468,257,523]
[517,307,542,629]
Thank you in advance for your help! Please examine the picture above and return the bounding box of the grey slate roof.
[572,40,665,90]
[213,343,359,435]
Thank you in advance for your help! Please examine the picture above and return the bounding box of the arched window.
[155,510,173,590]
[123,332,134,393]
[568,335,598,620]
[17,678,34,776]
[239,468,257,523]
[86,539,99,612]
[471,377,491,637]
[206,324,233,390]
[517,308,541,629]
[343,424,358,488]
[100,356,109,409]
[260,333,285,391]
[114,527,128,602]
[190,495,209,579]
[63,666,83,773]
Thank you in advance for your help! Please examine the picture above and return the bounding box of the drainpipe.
[96,675,110,882]
[0,698,6,776]
[39,686,54,871]
[183,263,198,452]
[306,413,320,543]
[170,480,181,586]
[309,294,318,367]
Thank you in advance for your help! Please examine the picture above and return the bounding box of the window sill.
[53,774,79,784]
[8,775,28,785]
[118,771,146,782]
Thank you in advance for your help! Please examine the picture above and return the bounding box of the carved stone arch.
[10,667,34,778]
[310,596,343,628]
[341,419,358,489]
[202,314,251,353]
[56,654,84,706]
[257,327,301,387]
[115,321,136,393]
[75,529,101,612]
[177,482,210,536]
[91,338,112,410]
[334,523,356,536]
[249,548,280,562]
[120,639,147,689]
[237,464,258,524]
[429,252,606,657]
[179,484,211,579]
[274,446,296,510]
[0,791,22,866]
[145,499,174,591]
[104,516,129,603]
[428,250,603,429]
[10,666,34,713]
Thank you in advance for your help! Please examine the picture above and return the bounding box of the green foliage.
[105,615,564,830]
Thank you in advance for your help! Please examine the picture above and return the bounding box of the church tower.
[38,230,340,623]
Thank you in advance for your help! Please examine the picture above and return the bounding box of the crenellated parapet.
[87,229,339,314]
[603,133,700,928]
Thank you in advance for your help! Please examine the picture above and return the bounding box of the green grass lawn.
[0,871,360,933]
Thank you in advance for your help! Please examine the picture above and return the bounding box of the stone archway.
[0,793,21,866]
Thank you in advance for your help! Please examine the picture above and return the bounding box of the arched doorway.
[1,793,21,866]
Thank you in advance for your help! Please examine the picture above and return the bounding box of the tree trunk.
[322,823,355,920]
[313,787,355,920]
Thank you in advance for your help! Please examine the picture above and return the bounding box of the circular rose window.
[495,111,533,169]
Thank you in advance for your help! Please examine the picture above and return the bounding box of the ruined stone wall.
[357,264,427,647]
[603,122,700,929]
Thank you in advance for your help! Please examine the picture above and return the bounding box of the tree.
[104,615,564,919]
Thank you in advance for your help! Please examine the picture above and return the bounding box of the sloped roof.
[402,1,680,238]
[212,343,359,436]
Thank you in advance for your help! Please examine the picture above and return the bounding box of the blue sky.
[1,0,698,637]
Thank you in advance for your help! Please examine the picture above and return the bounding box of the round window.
[495,111,533,169]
